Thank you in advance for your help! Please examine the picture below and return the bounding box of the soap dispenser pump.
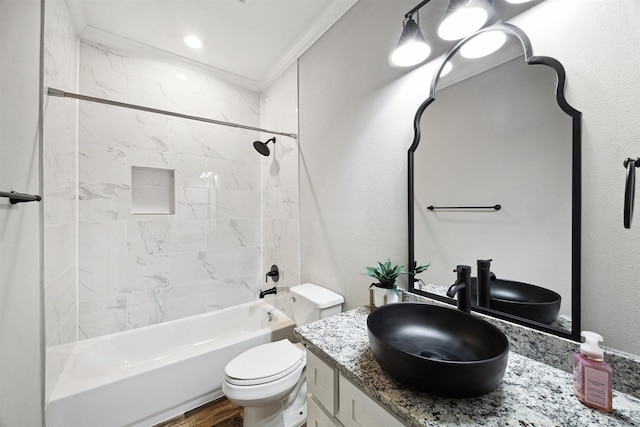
[573,331,613,412]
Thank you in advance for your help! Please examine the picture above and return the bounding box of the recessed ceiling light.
[184,35,203,49]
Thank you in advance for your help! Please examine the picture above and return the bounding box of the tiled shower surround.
[75,40,298,338]
[43,1,298,401]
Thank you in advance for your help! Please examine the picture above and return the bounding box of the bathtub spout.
[259,287,277,298]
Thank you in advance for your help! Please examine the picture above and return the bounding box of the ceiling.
[66,0,358,91]
[65,0,541,92]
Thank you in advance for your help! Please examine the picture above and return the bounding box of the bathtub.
[47,300,296,427]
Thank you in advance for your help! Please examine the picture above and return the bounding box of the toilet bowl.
[222,283,344,427]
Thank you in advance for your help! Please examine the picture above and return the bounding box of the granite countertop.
[295,307,640,427]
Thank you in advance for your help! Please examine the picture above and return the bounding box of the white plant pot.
[371,287,399,307]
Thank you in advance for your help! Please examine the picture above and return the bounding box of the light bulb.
[438,7,488,41]
[391,40,431,67]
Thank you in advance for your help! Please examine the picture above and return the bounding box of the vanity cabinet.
[307,350,338,415]
[306,350,404,427]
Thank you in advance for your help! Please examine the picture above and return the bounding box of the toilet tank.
[290,283,344,326]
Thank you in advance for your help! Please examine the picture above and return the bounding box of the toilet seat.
[225,340,304,386]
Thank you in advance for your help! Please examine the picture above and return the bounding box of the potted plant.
[364,259,405,307]
[364,259,430,307]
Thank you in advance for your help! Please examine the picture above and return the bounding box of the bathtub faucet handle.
[265,265,280,283]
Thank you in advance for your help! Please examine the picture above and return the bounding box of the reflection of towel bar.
[427,204,501,211]
[0,191,42,204]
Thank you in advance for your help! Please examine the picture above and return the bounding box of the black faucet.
[259,287,277,298]
[446,265,472,313]
[476,259,493,308]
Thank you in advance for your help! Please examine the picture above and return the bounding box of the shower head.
[253,137,276,156]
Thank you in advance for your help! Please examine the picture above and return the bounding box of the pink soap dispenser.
[573,331,613,412]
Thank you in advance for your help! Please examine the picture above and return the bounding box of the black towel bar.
[427,204,501,211]
[0,191,42,204]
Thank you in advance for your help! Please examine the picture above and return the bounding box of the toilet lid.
[225,340,304,386]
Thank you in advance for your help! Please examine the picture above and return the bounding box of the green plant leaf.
[377,260,388,273]
[363,266,379,278]
[415,263,430,274]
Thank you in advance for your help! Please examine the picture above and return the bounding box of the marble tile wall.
[77,41,267,339]
[259,63,300,317]
[43,0,78,401]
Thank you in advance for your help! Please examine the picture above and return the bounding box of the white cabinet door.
[307,351,338,415]
[337,375,404,427]
[307,395,343,427]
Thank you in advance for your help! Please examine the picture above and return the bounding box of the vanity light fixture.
[459,30,506,58]
[184,35,203,49]
[438,0,491,41]
[390,14,431,67]
[391,0,494,67]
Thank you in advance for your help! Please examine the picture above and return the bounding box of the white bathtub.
[47,300,296,427]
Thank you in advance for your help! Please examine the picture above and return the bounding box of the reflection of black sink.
[367,303,509,398]
[471,278,561,324]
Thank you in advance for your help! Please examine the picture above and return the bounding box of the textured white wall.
[0,0,44,425]
[299,0,640,355]
[299,0,420,311]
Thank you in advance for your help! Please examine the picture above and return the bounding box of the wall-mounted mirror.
[407,24,581,341]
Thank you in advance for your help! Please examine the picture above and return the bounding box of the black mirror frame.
[407,23,582,341]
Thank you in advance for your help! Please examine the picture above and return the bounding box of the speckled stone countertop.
[295,306,640,427]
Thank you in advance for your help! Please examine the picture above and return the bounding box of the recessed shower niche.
[131,166,176,215]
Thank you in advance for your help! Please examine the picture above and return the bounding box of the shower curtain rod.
[46,87,298,139]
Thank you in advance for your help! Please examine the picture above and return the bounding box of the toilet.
[222,283,344,427]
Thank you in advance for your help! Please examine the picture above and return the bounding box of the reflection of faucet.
[476,259,493,308]
[446,265,472,313]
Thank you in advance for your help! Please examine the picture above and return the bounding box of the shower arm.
[47,87,298,139]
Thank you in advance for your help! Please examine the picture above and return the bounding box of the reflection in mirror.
[408,24,581,340]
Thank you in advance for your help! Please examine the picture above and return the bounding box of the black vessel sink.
[367,303,509,398]
[471,278,561,324]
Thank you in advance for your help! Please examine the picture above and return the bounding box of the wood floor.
[153,397,244,427]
